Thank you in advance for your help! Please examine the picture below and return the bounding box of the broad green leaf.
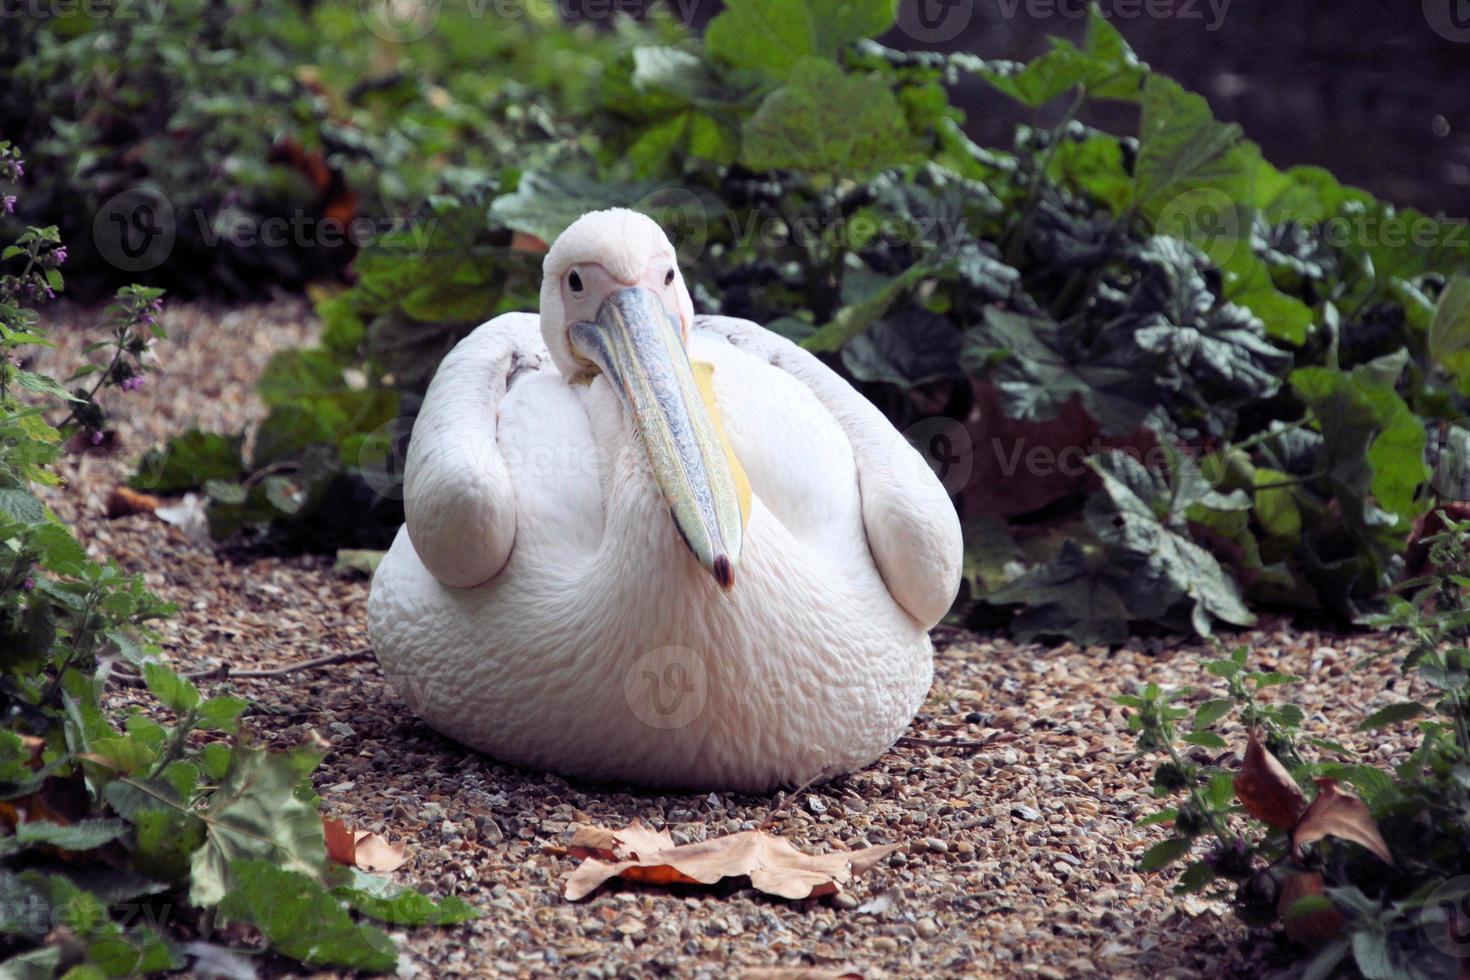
[839,307,961,388]
[12,818,128,853]
[0,488,45,523]
[804,261,933,352]
[976,11,1145,107]
[1428,275,1470,392]
[130,430,245,494]
[218,860,396,971]
[1357,701,1430,731]
[142,662,200,715]
[740,58,914,179]
[185,747,327,908]
[1138,836,1193,871]
[704,0,894,80]
[962,309,1154,437]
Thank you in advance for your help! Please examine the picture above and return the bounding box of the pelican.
[367,209,962,791]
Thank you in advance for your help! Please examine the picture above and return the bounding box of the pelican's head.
[539,209,747,591]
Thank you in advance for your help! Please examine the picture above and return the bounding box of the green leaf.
[740,58,914,179]
[963,309,1154,437]
[1182,731,1227,749]
[142,662,200,715]
[1139,836,1193,871]
[975,10,1145,107]
[704,0,894,80]
[0,488,45,523]
[13,370,83,403]
[196,696,248,733]
[130,430,245,494]
[1357,701,1430,731]
[185,746,327,908]
[332,875,479,926]
[1194,699,1234,729]
[804,261,932,352]
[1429,275,1470,392]
[986,540,1134,646]
[13,818,128,853]
[218,860,396,971]
[839,307,961,388]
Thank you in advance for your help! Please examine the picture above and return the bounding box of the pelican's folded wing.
[403,313,546,588]
[694,315,963,627]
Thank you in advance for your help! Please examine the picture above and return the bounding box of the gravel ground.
[31,300,1423,978]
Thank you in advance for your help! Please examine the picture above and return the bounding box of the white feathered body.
[368,314,959,791]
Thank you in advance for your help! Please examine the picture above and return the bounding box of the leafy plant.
[1123,510,1470,977]
[129,3,1470,639]
[0,146,473,976]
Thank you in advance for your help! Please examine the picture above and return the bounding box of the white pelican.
[367,209,962,791]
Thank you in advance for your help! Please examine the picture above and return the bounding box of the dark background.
[660,0,1470,217]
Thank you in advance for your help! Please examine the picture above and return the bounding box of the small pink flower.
[2,196,13,214]
[23,577,35,590]
[121,375,145,392]
[89,430,103,445]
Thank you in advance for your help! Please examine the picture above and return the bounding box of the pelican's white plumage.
[368,209,962,791]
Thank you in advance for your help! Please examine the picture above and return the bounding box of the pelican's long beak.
[570,287,747,591]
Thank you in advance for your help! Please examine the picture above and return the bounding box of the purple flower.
[51,247,66,266]
[120,375,145,392]
[23,577,35,591]
[89,430,103,446]
[13,161,22,178]
[2,196,13,214]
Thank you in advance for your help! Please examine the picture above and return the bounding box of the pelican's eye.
[664,268,675,287]
[568,270,584,293]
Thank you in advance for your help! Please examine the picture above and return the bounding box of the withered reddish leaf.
[322,816,357,866]
[1278,870,1344,946]
[743,970,863,979]
[564,817,898,902]
[1234,729,1306,830]
[1292,779,1394,865]
[511,231,549,254]
[105,486,161,518]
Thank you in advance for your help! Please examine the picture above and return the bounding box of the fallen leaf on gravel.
[1234,729,1305,829]
[154,492,211,544]
[322,815,409,872]
[741,970,863,979]
[106,485,161,517]
[563,818,898,902]
[1292,779,1393,865]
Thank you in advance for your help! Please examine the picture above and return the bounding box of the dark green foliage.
[0,149,475,977]
[1122,511,1470,975]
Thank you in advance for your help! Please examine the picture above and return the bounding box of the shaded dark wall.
[617,0,1470,217]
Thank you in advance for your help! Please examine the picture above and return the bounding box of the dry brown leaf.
[564,818,898,902]
[1278,870,1344,946]
[354,831,408,873]
[1234,729,1306,830]
[741,970,863,979]
[1292,779,1394,865]
[321,815,409,872]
